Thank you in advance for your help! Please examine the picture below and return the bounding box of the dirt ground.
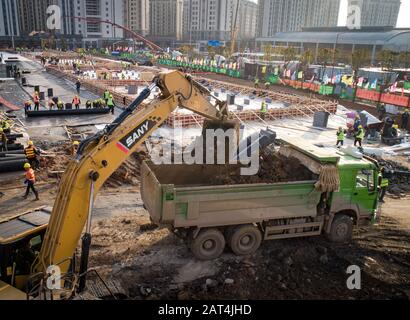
[83,193,409,300]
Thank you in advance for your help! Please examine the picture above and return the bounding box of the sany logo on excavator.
[117,119,157,153]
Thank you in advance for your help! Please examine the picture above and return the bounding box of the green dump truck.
[141,138,380,260]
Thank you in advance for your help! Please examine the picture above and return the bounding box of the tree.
[263,43,273,62]
[351,49,371,75]
[60,38,67,52]
[300,49,314,66]
[282,46,297,64]
[317,48,332,66]
[377,49,395,71]
[398,51,410,68]
[207,45,216,58]
[179,45,194,55]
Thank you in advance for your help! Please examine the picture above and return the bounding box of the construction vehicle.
[0,70,237,300]
[141,139,381,260]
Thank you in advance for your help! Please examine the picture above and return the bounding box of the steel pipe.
[26,108,111,118]
[0,159,27,173]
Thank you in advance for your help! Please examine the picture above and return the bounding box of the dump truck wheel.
[327,215,353,243]
[229,225,262,256]
[190,228,225,260]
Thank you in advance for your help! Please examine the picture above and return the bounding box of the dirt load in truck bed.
[149,149,317,187]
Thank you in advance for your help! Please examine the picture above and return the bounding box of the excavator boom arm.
[34,71,231,276]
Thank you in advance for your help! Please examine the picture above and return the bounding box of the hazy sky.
[249,0,410,28]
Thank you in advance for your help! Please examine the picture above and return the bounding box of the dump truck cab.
[333,155,379,224]
[281,138,379,232]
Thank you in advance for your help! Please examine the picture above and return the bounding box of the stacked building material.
[0,132,25,173]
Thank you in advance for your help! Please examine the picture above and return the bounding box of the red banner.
[380,93,409,107]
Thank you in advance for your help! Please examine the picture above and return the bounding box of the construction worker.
[57,99,64,110]
[47,98,55,110]
[24,141,40,169]
[104,89,110,105]
[391,124,399,137]
[107,94,115,115]
[354,125,365,148]
[33,91,40,111]
[353,115,361,133]
[260,101,267,120]
[1,119,10,133]
[23,163,39,201]
[72,95,81,110]
[85,100,92,109]
[336,127,346,147]
[0,128,7,152]
[71,140,80,156]
[377,103,386,121]
[401,109,409,131]
[265,82,271,90]
[75,80,81,95]
[92,99,100,109]
[24,100,32,113]
[254,77,259,88]
[378,167,389,203]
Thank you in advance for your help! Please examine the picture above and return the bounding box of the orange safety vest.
[25,146,37,159]
[25,168,35,182]
[34,95,40,103]
[73,96,80,105]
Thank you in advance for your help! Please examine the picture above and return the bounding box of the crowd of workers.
[17,86,122,200]
[24,88,116,115]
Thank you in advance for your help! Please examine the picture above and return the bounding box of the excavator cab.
[0,207,51,292]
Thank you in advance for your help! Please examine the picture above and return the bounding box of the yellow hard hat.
[0,128,3,133]
[28,140,33,146]
[359,125,363,129]
[393,124,399,129]
[73,141,80,146]
[24,163,31,169]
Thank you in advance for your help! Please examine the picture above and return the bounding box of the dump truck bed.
[141,161,322,229]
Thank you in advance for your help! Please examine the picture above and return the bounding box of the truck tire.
[327,215,353,243]
[190,228,225,260]
[229,225,262,256]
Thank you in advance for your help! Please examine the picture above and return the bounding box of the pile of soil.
[87,209,410,300]
[213,151,316,185]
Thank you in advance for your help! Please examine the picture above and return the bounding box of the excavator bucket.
[202,119,241,164]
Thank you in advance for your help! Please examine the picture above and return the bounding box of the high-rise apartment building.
[16,0,75,36]
[124,0,149,36]
[348,0,401,27]
[0,0,20,37]
[182,0,256,41]
[258,0,341,38]
[73,0,125,44]
[237,0,258,39]
[149,0,183,40]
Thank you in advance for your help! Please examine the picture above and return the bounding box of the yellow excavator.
[0,70,237,300]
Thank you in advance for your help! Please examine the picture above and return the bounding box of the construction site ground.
[1,53,409,300]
